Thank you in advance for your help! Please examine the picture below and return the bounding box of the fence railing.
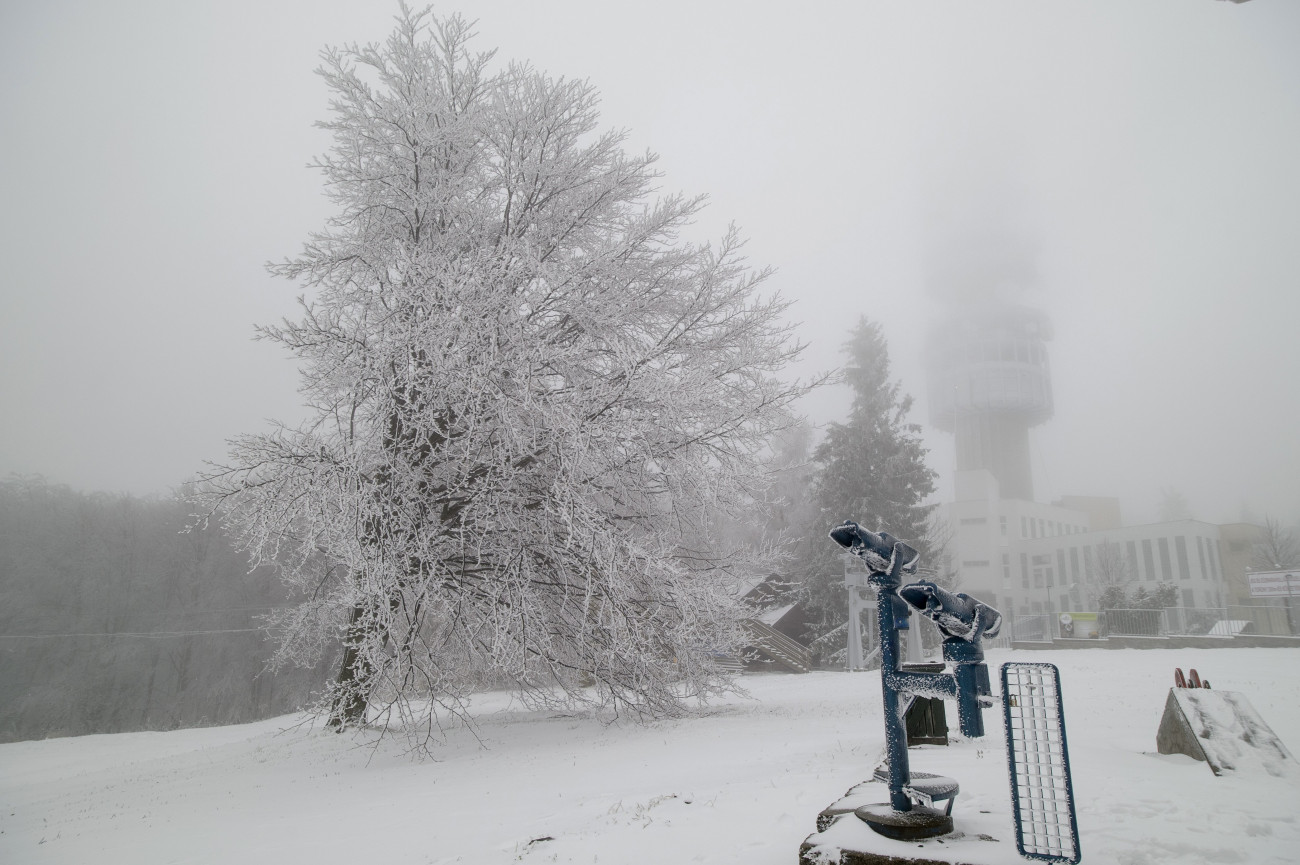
[1101,608,1167,637]
[1008,605,1296,640]
[1010,613,1055,643]
[1162,605,1295,638]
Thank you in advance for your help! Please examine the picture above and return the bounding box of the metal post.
[1287,582,1296,636]
[847,587,865,670]
[874,576,912,812]
[944,640,988,738]
[845,554,868,670]
[905,608,924,664]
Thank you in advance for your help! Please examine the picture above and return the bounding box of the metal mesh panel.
[1002,662,1081,863]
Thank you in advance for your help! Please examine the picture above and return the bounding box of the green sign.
[1059,612,1099,638]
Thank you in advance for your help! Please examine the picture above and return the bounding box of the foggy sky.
[2,0,1298,527]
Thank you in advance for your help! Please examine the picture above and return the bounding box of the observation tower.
[927,305,1053,501]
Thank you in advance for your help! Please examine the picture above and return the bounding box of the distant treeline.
[0,476,332,743]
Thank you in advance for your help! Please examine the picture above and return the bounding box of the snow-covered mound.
[2,647,1298,864]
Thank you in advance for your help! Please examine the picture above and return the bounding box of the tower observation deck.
[928,305,1053,501]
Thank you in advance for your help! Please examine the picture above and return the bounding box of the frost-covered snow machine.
[828,520,1002,839]
[808,521,1081,864]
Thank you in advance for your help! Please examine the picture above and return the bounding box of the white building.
[940,468,1237,618]
[927,300,1250,622]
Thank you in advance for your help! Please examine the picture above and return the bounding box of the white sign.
[1248,569,1300,598]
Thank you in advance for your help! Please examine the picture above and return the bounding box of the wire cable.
[0,627,282,640]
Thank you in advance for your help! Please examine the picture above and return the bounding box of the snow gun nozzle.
[828,520,919,580]
[829,520,887,554]
[898,580,1002,643]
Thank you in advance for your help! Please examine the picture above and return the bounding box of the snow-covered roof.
[733,574,771,598]
[754,602,797,626]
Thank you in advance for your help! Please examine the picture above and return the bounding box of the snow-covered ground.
[2,647,1298,865]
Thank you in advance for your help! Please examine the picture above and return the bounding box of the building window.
[1196,536,1208,579]
[1175,536,1190,581]
[1000,516,1007,537]
[1209,539,1222,579]
[1021,516,1029,539]
[1158,538,1173,581]
[1142,539,1155,582]
[1031,554,1053,589]
[1069,547,1080,582]
[1126,540,1139,580]
[1057,549,1068,588]
[1021,552,1029,588]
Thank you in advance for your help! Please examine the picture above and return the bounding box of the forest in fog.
[0,476,330,742]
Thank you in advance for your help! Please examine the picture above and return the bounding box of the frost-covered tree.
[1093,540,1131,595]
[801,317,937,655]
[710,420,817,568]
[1126,583,1177,610]
[1151,583,1178,609]
[1158,487,1192,522]
[195,8,810,747]
[1097,584,1128,611]
[1253,515,1300,570]
[1093,540,1138,611]
[1129,587,1153,609]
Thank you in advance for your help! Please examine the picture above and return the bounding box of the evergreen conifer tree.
[801,317,937,657]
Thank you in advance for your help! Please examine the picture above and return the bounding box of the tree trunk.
[327,602,375,730]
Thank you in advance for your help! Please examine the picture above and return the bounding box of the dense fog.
[0,477,328,741]
[3,1,1297,524]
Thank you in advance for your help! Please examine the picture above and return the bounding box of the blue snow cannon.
[898,580,1000,739]
[829,520,1002,838]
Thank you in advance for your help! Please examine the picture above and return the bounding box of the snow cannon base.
[800,778,1012,865]
[854,803,954,841]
